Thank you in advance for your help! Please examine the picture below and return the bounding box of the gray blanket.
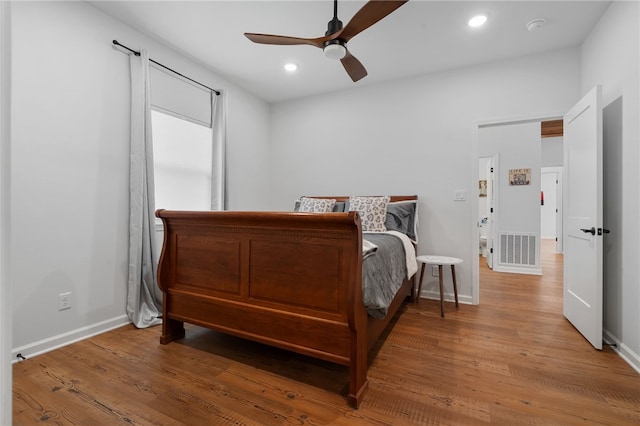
[362,233,408,319]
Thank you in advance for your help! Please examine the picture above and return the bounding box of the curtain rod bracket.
[112,39,221,95]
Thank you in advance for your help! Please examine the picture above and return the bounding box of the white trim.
[492,265,543,275]
[604,329,640,375]
[0,2,11,424]
[11,315,131,362]
[418,291,473,306]
[475,112,565,128]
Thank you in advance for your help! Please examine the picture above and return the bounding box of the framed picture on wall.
[509,168,531,186]
[479,180,487,197]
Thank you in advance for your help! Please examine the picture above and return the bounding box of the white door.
[563,86,603,350]
[555,169,564,254]
[540,171,558,239]
[540,166,564,254]
[486,156,496,269]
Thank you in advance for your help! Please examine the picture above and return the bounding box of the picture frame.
[479,180,487,197]
[509,168,531,186]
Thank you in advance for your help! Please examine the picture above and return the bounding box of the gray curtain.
[127,50,162,328]
[211,90,227,210]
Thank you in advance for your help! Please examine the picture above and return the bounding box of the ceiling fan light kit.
[324,40,347,60]
[244,0,408,82]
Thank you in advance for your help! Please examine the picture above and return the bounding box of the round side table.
[416,255,462,317]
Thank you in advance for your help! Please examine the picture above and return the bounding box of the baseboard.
[419,290,473,305]
[493,265,543,275]
[11,315,131,363]
[603,329,640,374]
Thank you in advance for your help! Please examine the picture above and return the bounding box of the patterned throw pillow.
[348,196,390,232]
[298,197,337,213]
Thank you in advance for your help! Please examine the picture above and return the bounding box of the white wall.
[10,1,270,357]
[541,136,563,167]
[582,1,640,371]
[1,1,11,423]
[270,48,581,302]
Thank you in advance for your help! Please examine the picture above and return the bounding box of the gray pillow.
[384,201,418,243]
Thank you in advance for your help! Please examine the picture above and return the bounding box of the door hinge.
[490,207,494,213]
[490,167,494,173]
[490,248,493,254]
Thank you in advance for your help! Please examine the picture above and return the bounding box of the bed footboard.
[155,210,370,406]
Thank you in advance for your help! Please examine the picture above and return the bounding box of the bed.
[155,195,418,408]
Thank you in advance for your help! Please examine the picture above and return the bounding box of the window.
[151,109,213,211]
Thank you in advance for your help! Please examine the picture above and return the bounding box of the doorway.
[541,167,563,253]
[472,114,565,304]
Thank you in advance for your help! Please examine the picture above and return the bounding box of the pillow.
[385,200,418,243]
[332,201,346,212]
[294,199,346,212]
[348,196,390,232]
[298,197,336,213]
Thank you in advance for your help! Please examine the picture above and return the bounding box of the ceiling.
[91,1,611,103]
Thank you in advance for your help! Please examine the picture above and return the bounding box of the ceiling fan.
[244,0,408,82]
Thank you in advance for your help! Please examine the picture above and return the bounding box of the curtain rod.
[112,40,221,96]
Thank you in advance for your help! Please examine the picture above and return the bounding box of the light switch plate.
[454,190,466,201]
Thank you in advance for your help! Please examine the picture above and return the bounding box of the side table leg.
[417,262,426,303]
[438,264,444,317]
[451,264,459,308]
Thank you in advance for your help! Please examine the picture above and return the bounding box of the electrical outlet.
[432,265,439,277]
[58,292,71,310]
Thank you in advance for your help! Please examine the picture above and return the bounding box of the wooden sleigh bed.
[155,195,418,408]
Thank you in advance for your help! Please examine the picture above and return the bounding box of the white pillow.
[298,197,336,213]
[348,196,390,232]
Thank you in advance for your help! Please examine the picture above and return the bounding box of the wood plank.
[541,119,564,138]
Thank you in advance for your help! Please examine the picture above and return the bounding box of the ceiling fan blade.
[339,0,409,42]
[340,50,368,82]
[244,33,328,49]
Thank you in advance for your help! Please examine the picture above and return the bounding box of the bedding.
[362,238,378,259]
[362,231,417,318]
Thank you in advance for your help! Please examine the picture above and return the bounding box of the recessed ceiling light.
[468,14,488,28]
[284,63,298,72]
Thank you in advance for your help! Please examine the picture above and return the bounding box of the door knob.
[580,227,596,235]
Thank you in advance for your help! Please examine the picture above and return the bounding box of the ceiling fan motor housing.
[325,16,343,35]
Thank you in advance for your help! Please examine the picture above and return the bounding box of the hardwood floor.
[13,240,640,425]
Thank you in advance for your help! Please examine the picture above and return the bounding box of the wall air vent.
[499,232,538,267]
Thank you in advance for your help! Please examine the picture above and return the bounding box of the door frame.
[541,166,564,253]
[0,2,11,424]
[471,112,565,305]
[478,155,496,268]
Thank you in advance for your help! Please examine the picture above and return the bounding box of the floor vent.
[499,233,538,267]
